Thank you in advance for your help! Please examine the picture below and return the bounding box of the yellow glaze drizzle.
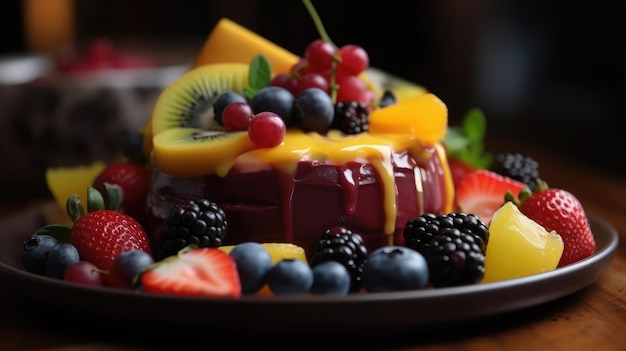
[235,129,434,237]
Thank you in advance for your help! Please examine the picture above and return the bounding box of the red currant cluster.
[270,39,373,105]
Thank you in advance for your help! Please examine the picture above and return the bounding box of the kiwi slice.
[152,127,256,177]
[151,63,250,136]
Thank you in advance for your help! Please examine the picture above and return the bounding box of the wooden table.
[0,133,624,351]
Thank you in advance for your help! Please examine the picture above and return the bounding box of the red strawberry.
[455,170,527,224]
[448,158,477,188]
[66,186,153,274]
[92,162,151,225]
[517,186,595,267]
[69,209,153,271]
[140,247,241,298]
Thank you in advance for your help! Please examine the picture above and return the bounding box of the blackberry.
[332,101,369,135]
[307,227,368,292]
[403,212,488,287]
[157,199,227,260]
[491,152,540,190]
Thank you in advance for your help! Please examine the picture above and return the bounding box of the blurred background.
[1,0,624,200]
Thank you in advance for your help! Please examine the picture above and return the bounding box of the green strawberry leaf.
[34,224,72,243]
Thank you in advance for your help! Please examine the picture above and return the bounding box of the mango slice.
[195,18,299,75]
[45,161,107,212]
[481,202,564,283]
[368,92,447,145]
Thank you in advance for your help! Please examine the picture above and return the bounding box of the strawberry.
[455,170,527,224]
[515,183,596,267]
[140,247,241,298]
[92,162,151,226]
[448,158,477,188]
[66,186,153,273]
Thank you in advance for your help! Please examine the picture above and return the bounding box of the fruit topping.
[310,261,351,295]
[67,187,153,272]
[491,152,540,191]
[228,242,274,294]
[109,249,155,289]
[510,181,596,267]
[481,201,563,283]
[307,226,369,292]
[403,212,489,287]
[362,246,429,292]
[140,246,241,298]
[248,111,287,148]
[455,169,527,224]
[91,162,152,226]
[332,101,370,135]
[20,234,59,275]
[368,92,447,145]
[266,259,314,295]
[154,199,228,260]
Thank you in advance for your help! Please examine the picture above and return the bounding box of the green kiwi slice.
[151,63,250,136]
[151,127,256,177]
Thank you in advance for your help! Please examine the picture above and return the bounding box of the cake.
[28,2,597,295]
[142,17,454,257]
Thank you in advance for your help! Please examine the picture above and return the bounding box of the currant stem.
[302,0,336,47]
[302,0,339,103]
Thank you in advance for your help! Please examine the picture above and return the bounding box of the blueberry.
[45,242,80,279]
[229,242,273,294]
[110,249,155,289]
[362,246,429,292]
[267,259,313,295]
[293,87,334,134]
[249,86,295,125]
[311,260,351,295]
[214,91,247,126]
[20,234,59,274]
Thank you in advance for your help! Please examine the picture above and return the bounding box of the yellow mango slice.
[481,202,564,283]
[45,161,107,212]
[368,92,447,145]
[195,18,299,75]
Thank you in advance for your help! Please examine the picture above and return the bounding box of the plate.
[0,202,619,334]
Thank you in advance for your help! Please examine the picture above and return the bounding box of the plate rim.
[0,203,619,332]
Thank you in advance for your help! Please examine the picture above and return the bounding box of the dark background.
[3,0,625,178]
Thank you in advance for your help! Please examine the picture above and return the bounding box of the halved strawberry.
[455,170,527,224]
[448,158,477,188]
[140,247,241,298]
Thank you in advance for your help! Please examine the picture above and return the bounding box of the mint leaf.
[243,54,272,99]
[443,108,492,169]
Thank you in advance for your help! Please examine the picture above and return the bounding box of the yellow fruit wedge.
[220,242,307,296]
[194,18,299,75]
[151,63,250,137]
[481,202,564,283]
[151,128,257,177]
[368,92,448,145]
[45,161,107,211]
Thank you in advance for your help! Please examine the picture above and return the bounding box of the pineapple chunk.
[481,201,564,283]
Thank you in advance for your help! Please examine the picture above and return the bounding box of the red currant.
[64,261,104,286]
[338,44,369,76]
[248,112,286,148]
[294,72,329,96]
[336,75,372,104]
[304,39,336,73]
[222,101,253,132]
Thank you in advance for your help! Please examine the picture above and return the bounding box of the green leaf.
[34,224,72,242]
[66,193,84,223]
[243,54,272,99]
[87,186,105,213]
[104,182,122,211]
[443,108,492,169]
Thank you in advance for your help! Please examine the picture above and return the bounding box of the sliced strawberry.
[140,247,241,298]
[455,170,527,224]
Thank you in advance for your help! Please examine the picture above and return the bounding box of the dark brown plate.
[0,202,618,333]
